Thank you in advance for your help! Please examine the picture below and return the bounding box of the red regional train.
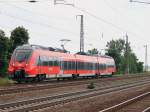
[8,45,116,82]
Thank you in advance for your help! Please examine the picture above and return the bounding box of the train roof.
[16,44,113,59]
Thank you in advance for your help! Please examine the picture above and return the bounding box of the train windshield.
[14,50,32,63]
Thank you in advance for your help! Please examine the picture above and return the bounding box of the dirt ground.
[36,84,150,112]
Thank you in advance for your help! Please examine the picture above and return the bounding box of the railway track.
[0,74,150,96]
[143,107,150,112]
[99,92,150,112]
[0,80,150,112]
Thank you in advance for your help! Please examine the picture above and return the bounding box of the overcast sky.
[0,0,150,64]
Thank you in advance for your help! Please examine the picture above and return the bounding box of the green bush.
[87,82,95,89]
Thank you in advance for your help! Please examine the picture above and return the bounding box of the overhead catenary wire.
[0,10,79,37]
[72,5,144,39]
[103,0,144,35]
[0,0,50,3]
[0,0,147,46]
[0,0,144,39]
[6,2,76,23]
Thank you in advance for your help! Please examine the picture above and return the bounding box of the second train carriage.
[8,45,116,81]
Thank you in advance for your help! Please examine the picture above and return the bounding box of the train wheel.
[72,74,76,79]
[72,74,79,79]
[95,74,99,78]
[57,78,60,81]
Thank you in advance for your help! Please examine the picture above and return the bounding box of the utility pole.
[77,15,84,53]
[125,34,129,74]
[144,45,148,72]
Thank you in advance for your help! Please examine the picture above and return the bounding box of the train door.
[58,58,64,78]
[38,56,42,75]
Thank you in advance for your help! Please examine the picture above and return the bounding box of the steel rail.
[142,107,150,112]
[0,74,150,96]
[0,80,150,112]
[99,92,150,112]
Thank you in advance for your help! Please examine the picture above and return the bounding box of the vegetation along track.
[0,79,150,112]
[0,74,150,96]
[99,92,150,112]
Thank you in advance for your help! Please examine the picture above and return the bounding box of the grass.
[0,77,15,86]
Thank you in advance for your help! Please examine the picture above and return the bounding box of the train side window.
[70,61,73,70]
[99,64,103,70]
[53,58,59,66]
[103,64,106,69]
[81,62,84,69]
[48,57,53,66]
[79,62,83,70]
[77,62,79,70]
[77,62,81,70]
[80,62,82,69]
[43,56,49,66]
[69,61,71,70]
[63,61,67,70]
[84,62,86,70]
[67,61,69,70]
[40,56,44,66]
[93,63,96,70]
[96,63,99,70]
[73,61,76,70]
[70,61,72,70]
[84,62,87,70]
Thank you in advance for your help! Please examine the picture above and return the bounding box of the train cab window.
[35,56,40,66]
[15,50,32,63]
[37,56,42,66]
[40,56,44,66]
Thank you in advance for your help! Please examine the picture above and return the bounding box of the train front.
[8,46,33,81]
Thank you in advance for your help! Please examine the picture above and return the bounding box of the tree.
[0,30,9,54]
[128,53,138,73]
[105,39,126,73]
[10,26,30,53]
[87,48,99,55]
[136,62,144,73]
[105,38,143,74]
[0,29,9,76]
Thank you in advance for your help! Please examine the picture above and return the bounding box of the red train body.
[8,45,116,81]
